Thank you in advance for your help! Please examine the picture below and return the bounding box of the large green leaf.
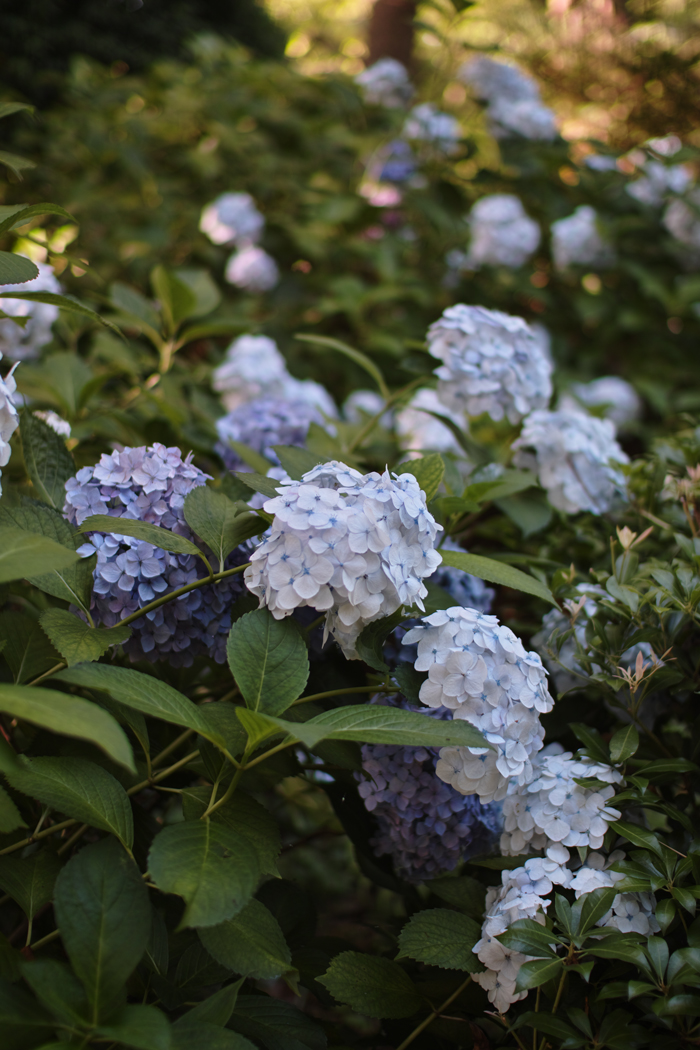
[54,838,150,1023]
[0,291,122,335]
[226,609,309,716]
[19,412,75,510]
[232,471,281,500]
[184,487,263,571]
[0,203,76,237]
[39,609,131,666]
[78,514,206,566]
[6,756,134,849]
[398,453,445,502]
[0,851,62,919]
[20,959,89,1028]
[0,527,79,583]
[147,821,260,929]
[0,611,61,684]
[396,908,484,971]
[172,1021,255,1050]
[151,265,197,332]
[96,1004,173,1050]
[270,446,323,481]
[181,788,280,876]
[199,900,294,980]
[228,995,328,1050]
[439,548,556,606]
[0,785,25,833]
[317,952,418,1019]
[0,683,134,771]
[0,977,54,1042]
[180,979,243,1026]
[0,253,38,284]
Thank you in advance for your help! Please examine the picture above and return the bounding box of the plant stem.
[345,377,424,455]
[396,975,473,1050]
[57,823,89,856]
[29,928,62,951]
[201,754,249,819]
[118,562,251,629]
[27,662,66,687]
[291,684,394,706]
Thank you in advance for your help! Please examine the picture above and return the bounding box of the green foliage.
[318,952,419,1018]
[226,609,309,716]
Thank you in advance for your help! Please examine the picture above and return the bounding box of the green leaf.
[39,609,131,666]
[227,443,272,474]
[0,291,122,336]
[175,941,232,990]
[226,609,309,716]
[0,851,61,919]
[0,976,55,1040]
[514,956,564,992]
[317,952,418,1019]
[175,268,221,317]
[7,756,134,848]
[20,958,89,1027]
[0,103,34,119]
[78,514,208,570]
[426,876,487,920]
[53,664,226,751]
[184,487,263,571]
[96,1004,173,1050]
[0,785,25,833]
[151,265,197,333]
[615,820,665,858]
[19,411,75,510]
[110,282,162,335]
[181,789,280,877]
[228,995,328,1050]
[232,471,280,500]
[0,683,135,771]
[0,527,79,583]
[439,548,556,606]
[296,334,389,400]
[147,821,260,929]
[0,933,20,982]
[497,919,563,957]
[0,252,38,284]
[199,899,295,980]
[0,611,61,684]
[579,887,620,933]
[181,979,243,1027]
[398,454,445,502]
[0,203,76,237]
[609,725,640,764]
[172,1021,255,1050]
[356,611,406,673]
[396,908,483,971]
[54,837,150,1023]
[271,446,323,481]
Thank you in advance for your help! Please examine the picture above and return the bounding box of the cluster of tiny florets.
[512,409,629,514]
[459,55,557,141]
[215,397,323,472]
[559,376,642,429]
[427,304,553,425]
[355,58,414,109]
[64,444,248,667]
[551,205,615,270]
[0,262,61,360]
[464,195,541,270]
[0,355,20,497]
[244,461,443,657]
[199,192,278,292]
[626,160,690,207]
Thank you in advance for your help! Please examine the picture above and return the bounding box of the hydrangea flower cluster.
[570,853,659,935]
[403,608,554,803]
[460,55,557,141]
[626,160,690,207]
[551,205,615,270]
[463,195,541,270]
[355,58,414,109]
[244,461,443,657]
[427,305,553,425]
[356,697,501,881]
[403,104,461,157]
[0,355,20,496]
[199,192,265,247]
[664,189,700,260]
[64,444,248,667]
[34,410,72,438]
[377,140,417,184]
[559,375,642,428]
[0,262,61,360]
[212,334,337,417]
[512,409,629,514]
[500,745,622,855]
[225,245,279,293]
[215,396,323,471]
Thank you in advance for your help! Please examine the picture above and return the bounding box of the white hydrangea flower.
[512,410,628,514]
[500,747,622,855]
[487,97,557,142]
[560,376,642,429]
[395,387,462,457]
[0,262,61,361]
[355,58,414,109]
[199,192,265,247]
[225,246,279,292]
[403,104,461,156]
[571,852,660,936]
[427,305,552,425]
[245,461,442,658]
[405,607,553,803]
[459,56,556,141]
[0,355,20,495]
[464,195,541,270]
[551,206,615,271]
[626,161,691,207]
[33,410,71,438]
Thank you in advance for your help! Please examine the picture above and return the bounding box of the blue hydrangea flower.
[215,397,323,472]
[379,140,417,184]
[357,697,501,881]
[64,443,249,667]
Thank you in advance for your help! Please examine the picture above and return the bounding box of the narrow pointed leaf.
[439,549,556,606]
[0,527,79,583]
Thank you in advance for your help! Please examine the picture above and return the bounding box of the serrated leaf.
[427,875,487,920]
[0,850,61,919]
[0,526,79,583]
[398,454,445,502]
[227,609,309,716]
[172,1020,255,1050]
[609,725,640,763]
[0,682,134,770]
[0,611,60,683]
[514,956,564,992]
[199,899,295,980]
[175,941,233,990]
[40,609,131,666]
[148,821,260,929]
[184,486,262,571]
[0,252,38,283]
[0,202,76,237]
[19,411,75,509]
[96,1004,173,1050]
[271,446,323,481]
[0,784,25,833]
[78,514,208,568]
[296,334,389,400]
[439,548,556,606]
[7,756,134,848]
[396,908,483,970]
[317,952,418,1018]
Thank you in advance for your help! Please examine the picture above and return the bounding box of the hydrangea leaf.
[175,268,221,318]
[317,952,418,1018]
[78,514,210,571]
[199,899,295,981]
[54,838,150,1021]
[7,756,134,848]
[151,265,197,333]
[147,821,260,929]
[175,941,233,991]
[184,486,263,571]
[0,610,61,683]
[227,609,309,716]
[40,609,131,666]
[228,995,327,1050]
[396,908,484,971]
[181,787,280,877]
[20,958,89,1028]
[0,785,26,833]
[0,683,135,771]
[0,291,122,336]
[0,202,76,237]
[397,453,445,502]
[296,333,390,400]
[19,411,76,510]
[0,527,79,583]
[0,851,62,919]
[514,956,564,992]
[172,1020,256,1050]
[0,977,55,1034]
[178,978,243,1027]
[427,876,487,920]
[232,471,280,499]
[439,548,556,606]
[270,445,323,481]
[0,252,38,284]
[95,1004,172,1050]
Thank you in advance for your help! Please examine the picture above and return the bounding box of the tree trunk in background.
[367,0,418,70]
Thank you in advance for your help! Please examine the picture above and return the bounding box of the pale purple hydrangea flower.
[463,195,541,270]
[225,246,279,292]
[355,58,414,109]
[215,397,323,471]
[403,104,461,157]
[63,443,249,667]
[559,376,642,429]
[459,56,557,141]
[551,206,615,270]
[199,192,265,247]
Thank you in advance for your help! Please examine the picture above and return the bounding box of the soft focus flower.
[403,104,461,156]
[571,852,659,935]
[199,192,265,247]
[405,607,553,802]
[395,388,463,457]
[459,56,557,141]
[33,409,71,437]
[551,206,615,270]
[0,356,20,493]
[377,140,417,184]
[357,696,500,881]
[355,58,414,109]
[427,304,552,425]
[215,396,323,471]
[225,246,279,292]
[487,98,557,142]
[244,461,442,657]
[560,376,642,428]
[464,196,541,270]
[531,584,602,696]
[343,389,392,428]
[64,444,249,667]
[664,189,700,256]
[626,161,690,207]
[512,409,629,514]
[0,262,61,361]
